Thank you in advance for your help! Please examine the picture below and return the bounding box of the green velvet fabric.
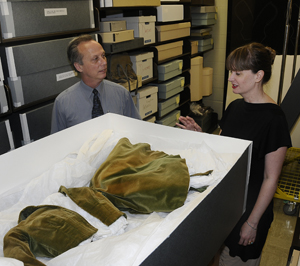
[58,185,125,226]
[90,137,190,214]
[4,205,97,266]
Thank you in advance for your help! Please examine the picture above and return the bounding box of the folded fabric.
[3,205,97,266]
[4,187,126,266]
[90,137,190,214]
[58,186,125,226]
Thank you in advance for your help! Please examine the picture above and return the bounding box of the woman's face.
[228,70,258,96]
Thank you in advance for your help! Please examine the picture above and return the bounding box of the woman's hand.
[176,116,202,132]
[239,221,257,246]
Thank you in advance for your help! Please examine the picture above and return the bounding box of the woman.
[177,42,291,265]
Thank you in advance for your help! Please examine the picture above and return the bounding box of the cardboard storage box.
[191,6,217,13]
[156,22,191,42]
[19,102,53,145]
[191,0,215,5]
[198,38,214,46]
[132,85,158,119]
[191,40,198,55]
[198,42,213,52]
[190,56,203,101]
[192,12,217,20]
[117,75,142,92]
[145,115,156,123]
[157,59,183,81]
[130,52,154,82]
[158,94,180,117]
[0,120,14,155]
[99,20,127,32]
[155,40,183,61]
[192,18,216,26]
[104,0,160,7]
[102,37,144,54]
[203,67,213,96]
[0,113,252,266]
[156,76,185,99]
[0,0,95,40]
[156,5,184,22]
[102,16,156,44]
[99,29,134,43]
[2,36,85,107]
[191,27,212,37]
[155,109,180,127]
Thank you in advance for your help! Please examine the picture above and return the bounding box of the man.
[51,34,141,133]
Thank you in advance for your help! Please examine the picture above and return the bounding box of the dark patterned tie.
[92,89,104,118]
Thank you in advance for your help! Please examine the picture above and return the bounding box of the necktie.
[92,89,104,118]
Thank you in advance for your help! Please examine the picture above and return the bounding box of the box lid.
[124,16,156,23]
[104,0,160,7]
[5,35,97,77]
[130,52,154,62]
[203,67,213,75]
[102,16,156,23]
[158,59,183,73]
[155,40,183,52]
[136,85,158,99]
[191,56,203,66]
[156,22,191,32]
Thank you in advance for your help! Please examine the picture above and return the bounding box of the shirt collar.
[80,80,103,97]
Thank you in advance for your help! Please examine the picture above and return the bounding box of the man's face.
[74,40,107,85]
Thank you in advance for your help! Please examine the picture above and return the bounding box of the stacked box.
[190,56,203,101]
[130,52,154,82]
[157,59,183,81]
[198,37,213,52]
[99,29,134,43]
[155,109,181,127]
[102,16,156,44]
[155,76,185,99]
[99,21,127,32]
[156,22,191,42]
[104,0,160,7]
[155,41,183,62]
[156,5,184,22]
[0,0,95,39]
[19,102,53,145]
[132,86,158,119]
[191,12,217,26]
[191,41,199,55]
[203,67,213,96]
[102,37,144,54]
[191,0,215,4]
[144,115,156,123]
[2,35,89,107]
[158,94,180,117]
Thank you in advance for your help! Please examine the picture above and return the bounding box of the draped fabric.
[90,137,190,214]
[4,205,98,266]
[3,137,190,265]
[3,187,125,265]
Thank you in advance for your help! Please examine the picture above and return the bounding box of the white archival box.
[0,113,252,265]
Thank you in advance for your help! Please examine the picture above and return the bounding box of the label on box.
[56,71,76,81]
[179,62,183,70]
[44,8,67,17]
